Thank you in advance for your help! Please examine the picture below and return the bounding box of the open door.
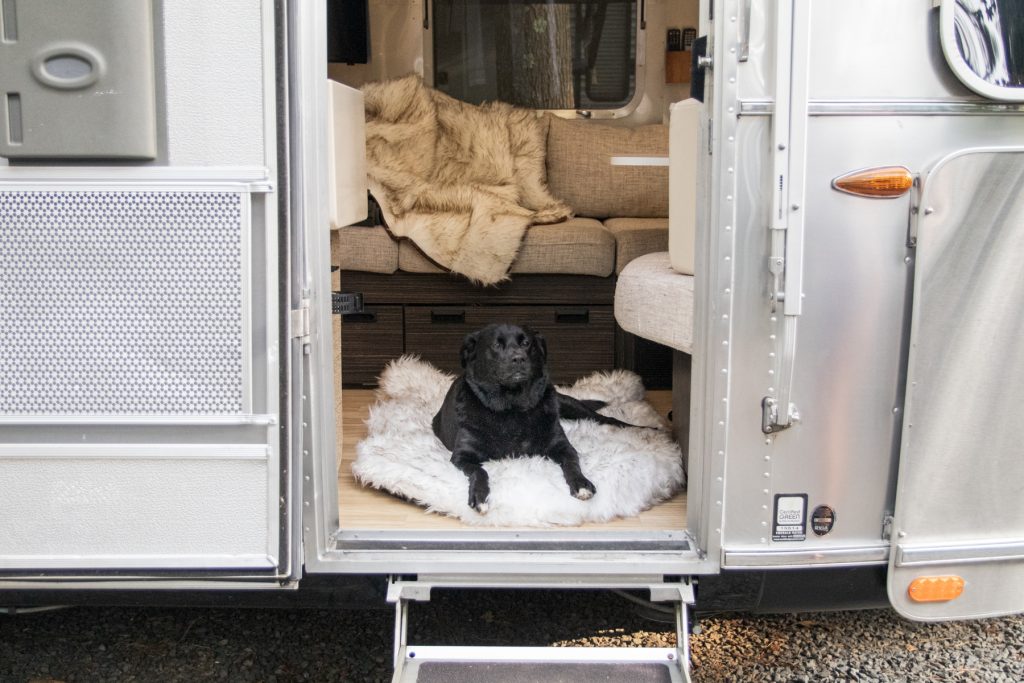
[888,148,1024,620]
[0,0,297,582]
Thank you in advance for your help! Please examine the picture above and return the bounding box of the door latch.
[332,291,364,315]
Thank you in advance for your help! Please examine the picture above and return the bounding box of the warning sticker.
[772,494,808,542]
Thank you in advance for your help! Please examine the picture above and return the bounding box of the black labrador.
[432,323,640,513]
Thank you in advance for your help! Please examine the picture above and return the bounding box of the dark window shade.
[327,0,369,65]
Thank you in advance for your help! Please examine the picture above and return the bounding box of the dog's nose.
[511,351,527,365]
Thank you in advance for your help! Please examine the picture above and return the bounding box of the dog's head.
[461,323,548,390]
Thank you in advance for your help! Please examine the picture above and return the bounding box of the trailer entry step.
[395,646,682,682]
[387,577,694,682]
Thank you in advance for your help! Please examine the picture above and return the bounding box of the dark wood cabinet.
[338,271,668,388]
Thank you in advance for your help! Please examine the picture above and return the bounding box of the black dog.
[432,323,641,513]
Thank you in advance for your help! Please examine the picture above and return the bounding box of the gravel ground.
[3,590,1023,682]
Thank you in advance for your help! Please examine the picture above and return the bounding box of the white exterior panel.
[0,445,274,570]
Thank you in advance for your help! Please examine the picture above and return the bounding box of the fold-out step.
[394,646,686,683]
[387,577,694,683]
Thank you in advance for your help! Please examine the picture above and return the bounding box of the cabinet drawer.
[340,305,403,386]
[405,305,614,384]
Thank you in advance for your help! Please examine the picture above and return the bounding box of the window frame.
[940,0,1024,103]
[421,0,647,119]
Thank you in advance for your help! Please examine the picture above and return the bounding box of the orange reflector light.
[908,575,965,603]
[832,166,914,198]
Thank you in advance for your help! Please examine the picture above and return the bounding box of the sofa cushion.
[614,252,694,354]
[546,116,669,219]
[398,217,614,277]
[332,225,399,274]
[603,217,669,273]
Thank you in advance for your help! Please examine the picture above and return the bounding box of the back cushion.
[545,115,669,219]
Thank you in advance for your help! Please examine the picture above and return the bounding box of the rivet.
[923,207,934,215]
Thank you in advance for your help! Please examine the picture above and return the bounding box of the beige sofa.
[334,115,675,387]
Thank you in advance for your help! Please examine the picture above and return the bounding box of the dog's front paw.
[569,476,596,501]
[468,479,491,513]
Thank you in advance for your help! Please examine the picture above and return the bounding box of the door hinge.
[761,396,799,434]
[290,299,310,340]
[881,513,894,541]
[332,291,364,315]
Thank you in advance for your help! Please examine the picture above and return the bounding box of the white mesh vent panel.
[0,190,245,415]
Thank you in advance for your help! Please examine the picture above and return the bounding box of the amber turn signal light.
[907,575,965,603]
[832,166,914,198]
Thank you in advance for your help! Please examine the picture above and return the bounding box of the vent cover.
[0,190,246,415]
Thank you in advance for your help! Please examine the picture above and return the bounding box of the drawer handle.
[430,309,466,324]
[344,312,377,323]
[555,308,590,324]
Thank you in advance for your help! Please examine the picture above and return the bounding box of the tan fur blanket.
[361,76,572,285]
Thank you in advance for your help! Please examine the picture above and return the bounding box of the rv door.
[0,1,298,583]
[888,147,1024,620]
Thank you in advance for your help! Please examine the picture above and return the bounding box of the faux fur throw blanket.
[352,357,685,527]
[361,76,572,285]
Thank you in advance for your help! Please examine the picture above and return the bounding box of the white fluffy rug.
[351,356,684,527]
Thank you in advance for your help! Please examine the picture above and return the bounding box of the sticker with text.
[772,493,808,541]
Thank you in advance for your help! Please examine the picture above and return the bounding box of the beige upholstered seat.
[603,217,669,274]
[614,252,694,354]
[332,225,399,274]
[397,217,615,277]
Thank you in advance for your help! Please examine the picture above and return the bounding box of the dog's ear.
[460,331,479,369]
[533,331,547,360]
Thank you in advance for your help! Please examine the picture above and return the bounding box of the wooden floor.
[333,314,686,531]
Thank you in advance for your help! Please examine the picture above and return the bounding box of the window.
[941,0,1024,101]
[431,0,639,111]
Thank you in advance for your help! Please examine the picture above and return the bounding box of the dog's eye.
[520,339,531,348]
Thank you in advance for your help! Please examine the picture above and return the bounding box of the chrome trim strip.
[740,99,1024,116]
[0,444,270,460]
[0,167,275,192]
[896,540,1024,567]
[723,545,889,568]
[335,529,690,543]
[0,414,278,426]
[315,548,713,576]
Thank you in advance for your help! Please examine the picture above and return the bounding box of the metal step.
[387,576,694,683]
